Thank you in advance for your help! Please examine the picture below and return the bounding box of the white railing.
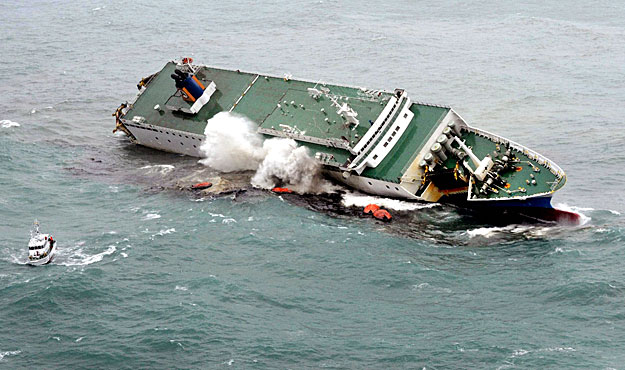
[467,126,566,191]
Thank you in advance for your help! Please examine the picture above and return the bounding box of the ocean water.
[2,0,625,368]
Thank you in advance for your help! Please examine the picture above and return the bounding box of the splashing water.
[251,138,326,193]
[199,112,330,193]
[198,112,265,172]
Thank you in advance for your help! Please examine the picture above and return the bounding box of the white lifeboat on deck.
[27,220,56,266]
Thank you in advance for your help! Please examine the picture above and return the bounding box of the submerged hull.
[115,60,567,212]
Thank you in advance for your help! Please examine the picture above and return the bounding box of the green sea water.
[1,0,625,368]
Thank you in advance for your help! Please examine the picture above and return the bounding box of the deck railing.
[468,126,566,191]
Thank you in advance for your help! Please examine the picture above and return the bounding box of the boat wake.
[54,244,117,266]
[3,242,117,267]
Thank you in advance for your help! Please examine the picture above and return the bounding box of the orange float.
[363,204,380,214]
[271,187,293,193]
[191,182,212,190]
[373,209,392,221]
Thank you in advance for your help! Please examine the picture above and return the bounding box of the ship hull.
[117,60,568,219]
[124,122,563,211]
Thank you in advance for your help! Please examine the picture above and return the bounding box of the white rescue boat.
[27,220,56,266]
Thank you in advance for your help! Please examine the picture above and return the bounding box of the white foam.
[155,228,176,236]
[341,191,439,211]
[0,120,20,128]
[0,350,21,360]
[140,164,174,175]
[57,245,116,266]
[75,337,84,342]
[143,213,161,220]
[609,209,621,215]
[175,285,188,291]
[512,349,529,357]
[467,225,533,239]
[553,203,591,225]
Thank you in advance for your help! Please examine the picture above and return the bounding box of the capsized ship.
[114,59,567,220]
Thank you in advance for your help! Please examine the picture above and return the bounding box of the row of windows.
[373,125,404,161]
[126,122,202,142]
[357,98,402,156]
[154,137,198,148]
[366,181,400,192]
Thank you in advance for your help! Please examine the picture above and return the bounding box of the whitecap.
[222,218,236,224]
[0,350,21,360]
[512,349,529,357]
[143,213,161,220]
[169,339,184,348]
[75,337,84,342]
[542,346,575,352]
[609,210,621,215]
[121,252,128,258]
[0,120,20,128]
[155,228,176,236]
[175,285,188,291]
[342,191,439,211]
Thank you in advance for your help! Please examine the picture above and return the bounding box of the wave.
[0,350,21,361]
[466,224,554,239]
[142,213,161,220]
[0,120,20,128]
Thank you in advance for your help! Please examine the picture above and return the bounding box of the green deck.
[123,62,450,183]
[449,132,562,199]
[122,62,564,199]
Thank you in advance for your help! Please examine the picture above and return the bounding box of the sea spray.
[199,112,330,193]
[251,138,324,193]
[199,112,266,172]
